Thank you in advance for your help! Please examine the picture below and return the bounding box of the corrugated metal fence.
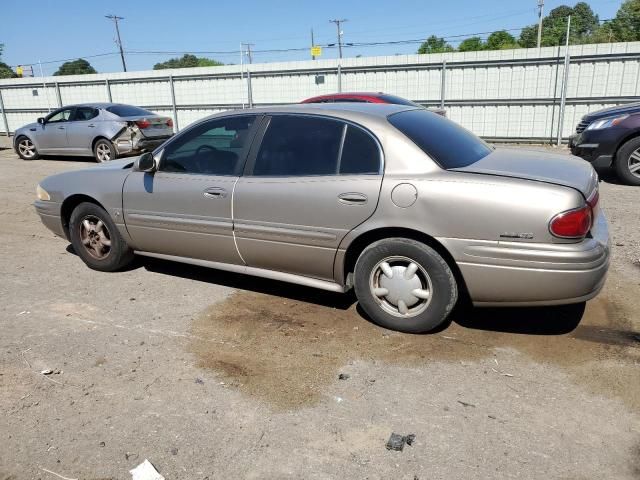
[1,41,639,142]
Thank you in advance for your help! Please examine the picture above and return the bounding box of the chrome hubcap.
[96,143,111,162]
[369,256,432,318]
[79,215,111,259]
[629,148,640,179]
[18,139,36,158]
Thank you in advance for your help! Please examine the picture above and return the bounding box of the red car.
[301,92,446,116]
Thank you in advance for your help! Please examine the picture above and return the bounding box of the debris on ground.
[40,369,62,375]
[195,377,204,385]
[386,433,416,451]
[338,373,350,380]
[130,459,164,480]
[457,400,476,408]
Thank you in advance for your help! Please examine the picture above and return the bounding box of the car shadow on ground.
[596,166,627,186]
[137,256,588,336]
[37,155,95,163]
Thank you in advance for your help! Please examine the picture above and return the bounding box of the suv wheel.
[69,202,134,271]
[615,137,640,186]
[354,238,458,333]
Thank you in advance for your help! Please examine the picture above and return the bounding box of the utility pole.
[330,19,348,59]
[105,14,127,72]
[241,43,254,108]
[537,0,544,49]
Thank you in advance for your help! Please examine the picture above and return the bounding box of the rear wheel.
[354,238,458,333]
[16,136,40,160]
[615,137,640,186]
[93,138,117,163]
[69,202,133,271]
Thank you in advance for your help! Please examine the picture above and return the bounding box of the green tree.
[458,36,485,52]
[153,54,224,70]
[519,2,601,47]
[486,30,519,50]
[417,35,455,54]
[0,43,18,79]
[610,0,640,41]
[53,58,97,76]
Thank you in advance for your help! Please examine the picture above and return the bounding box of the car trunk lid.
[450,147,597,198]
[120,115,173,138]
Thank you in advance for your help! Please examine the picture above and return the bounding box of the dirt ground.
[0,145,639,480]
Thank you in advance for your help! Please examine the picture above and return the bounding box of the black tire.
[15,136,40,160]
[93,138,118,163]
[354,238,458,333]
[69,202,134,272]
[614,137,640,186]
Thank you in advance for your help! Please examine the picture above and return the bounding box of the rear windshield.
[105,105,153,117]
[388,109,492,169]
[378,94,422,107]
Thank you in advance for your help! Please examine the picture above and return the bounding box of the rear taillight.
[135,119,151,129]
[166,118,174,128]
[549,205,592,239]
[587,189,599,210]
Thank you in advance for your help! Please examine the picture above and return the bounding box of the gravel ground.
[0,146,639,480]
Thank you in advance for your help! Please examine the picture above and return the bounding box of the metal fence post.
[54,82,62,107]
[557,16,571,146]
[0,89,9,137]
[246,70,253,108]
[105,79,112,102]
[440,60,447,109]
[168,75,179,132]
[337,64,342,93]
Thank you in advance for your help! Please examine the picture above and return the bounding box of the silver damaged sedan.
[34,104,610,333]
[14,103,174,163]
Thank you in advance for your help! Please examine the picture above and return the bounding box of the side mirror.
[37,117,45,124]
[134,152,157,173]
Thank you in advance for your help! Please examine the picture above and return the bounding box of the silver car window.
[46,109,73,123]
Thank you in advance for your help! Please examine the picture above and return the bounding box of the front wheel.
[93,138,117,163]
[16,136,40,160]
[69,202,134,271]
[615,137,640,186]
[354,238,458,333]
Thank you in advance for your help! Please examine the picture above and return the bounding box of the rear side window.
[253,116,343,176]
[106,105,153,117]
[251,116,380,176]
[388,109,492,169]
[74,107,99,121]
[339,126,380,174]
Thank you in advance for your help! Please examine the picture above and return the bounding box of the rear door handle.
[203,187,228,199]
[87,124,95,128]
[338,192,368,205]
[57,126,65,130]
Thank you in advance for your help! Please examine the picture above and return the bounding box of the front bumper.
[34,200,66,238]
[440,213,610,306]
[569,128,623,168]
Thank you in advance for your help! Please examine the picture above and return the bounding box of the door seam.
[231,176,247,265]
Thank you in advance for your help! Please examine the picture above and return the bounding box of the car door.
[233,114,383,281]
[35,108,74,153]
[122,114,260,263]
[65,106,100,155]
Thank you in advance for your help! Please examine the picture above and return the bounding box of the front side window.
[46,109,73,123]
[252,115,380,176]
[160,115,256,175]
[73,107,99,121]
[388,109,492,169]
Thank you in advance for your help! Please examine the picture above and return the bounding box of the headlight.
[586,114,629,130]
[36,184,50,201]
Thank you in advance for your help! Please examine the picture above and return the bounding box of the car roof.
[219,102,416,120]
[54,102,139,109]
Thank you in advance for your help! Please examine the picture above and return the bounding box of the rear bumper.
[440,213,610,306]
[34,200,65,238]
[114,135,172,156]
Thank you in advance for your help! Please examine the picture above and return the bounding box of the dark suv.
[569,102,640,185]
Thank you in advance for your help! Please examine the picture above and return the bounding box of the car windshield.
[378,94,422,107]
[106,105,153,117]
[388,109,492,169]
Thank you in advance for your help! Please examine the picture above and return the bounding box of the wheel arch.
[341,227,470,301]
[91,135,112,151]
[60,194,107,240]
[613,129,640,163]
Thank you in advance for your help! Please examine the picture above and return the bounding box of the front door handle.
[203,187,228,199]
[87,124,95,128]
[57,126,65,130]
[338,192,368,205]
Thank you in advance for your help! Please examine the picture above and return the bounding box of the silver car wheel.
[96,143,112,162]
[369,255,433,318]
[628,148,640,179]
[18,138,36,158]
[79,215,112,259]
